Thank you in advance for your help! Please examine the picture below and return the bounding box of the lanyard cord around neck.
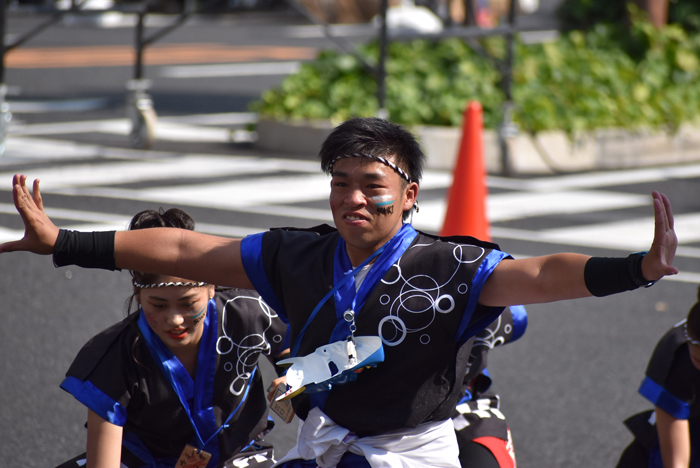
[329,224,418,344]
[290,244,387,358]
[137,311,257,452]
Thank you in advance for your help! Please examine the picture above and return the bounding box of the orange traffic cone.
[440,101,490,241]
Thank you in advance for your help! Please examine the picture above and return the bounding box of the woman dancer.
[617,286,700,468]
[58,208,288,468]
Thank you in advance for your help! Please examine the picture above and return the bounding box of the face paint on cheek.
[371,195,395,207]
[146,312,157,326]
[193,310,207,325]
[189,303,207,322]
[376,205,395,215]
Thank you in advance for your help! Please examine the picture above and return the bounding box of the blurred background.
[2,0,700,467]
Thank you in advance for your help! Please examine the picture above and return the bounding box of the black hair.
[129,207,195,232]
[319,117,425,221]
[687,285,700,341]
[319,117,425,184]
[125,208,196,314]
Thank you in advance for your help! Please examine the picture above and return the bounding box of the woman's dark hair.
[687,285,700,341]
[125,208,195,314]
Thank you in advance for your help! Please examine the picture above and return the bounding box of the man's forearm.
[52,227,253,289]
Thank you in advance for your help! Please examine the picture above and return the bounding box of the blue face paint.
[371,195,394,207]
[190,303,207,321]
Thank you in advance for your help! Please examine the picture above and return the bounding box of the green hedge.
[252,7,700,135]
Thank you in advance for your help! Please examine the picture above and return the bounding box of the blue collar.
[137,299,254,459]
[329,223,418,343]
[290,223,418,357]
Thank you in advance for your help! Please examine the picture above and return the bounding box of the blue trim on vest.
[330,224,418,344]
[240,233,287,323]
[281,324,291,351]
[121,430,177,468]
[456,249,510,344]
[509,304,528,342]
[137,303,221,463]
[457,390,472,405]
[639,376,690,420]
[60,376,127,426]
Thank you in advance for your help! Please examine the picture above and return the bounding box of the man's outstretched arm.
[0,174,254,289]
[479,191,678,307]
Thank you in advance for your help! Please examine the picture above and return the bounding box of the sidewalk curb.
[256,118,700,174]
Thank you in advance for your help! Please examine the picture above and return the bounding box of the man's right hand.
[0,174,60,255]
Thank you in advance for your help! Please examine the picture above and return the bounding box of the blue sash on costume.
[137,299,257,467]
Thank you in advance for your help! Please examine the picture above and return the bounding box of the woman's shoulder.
[215,288,278,325]
[66,314,142,381]
[641,320,699,411]
[214,288,287,348]
[648,321,688,369]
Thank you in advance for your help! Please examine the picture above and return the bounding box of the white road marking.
[488,162,700,191]
[487,212,700,252]
[413,190,649,231]
[284,23,377,38]
[0,156,321,190]
[160,61,301,78]
[9,119,127,136]
[3,136,108,159]
[158,112,257,126]
[10,119,235,143]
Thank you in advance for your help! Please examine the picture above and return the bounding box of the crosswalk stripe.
[488,162,700,191]
[160,61,301,78]
[0,156,320,190]
[413,190,649,230]
[489,212,700,251]
[42,185,334,220]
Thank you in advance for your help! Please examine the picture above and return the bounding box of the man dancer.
[1,117,678,468]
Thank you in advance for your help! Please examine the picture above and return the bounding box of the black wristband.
[627,251,657,288]
[53,229,119,271]
[584,252,655,297]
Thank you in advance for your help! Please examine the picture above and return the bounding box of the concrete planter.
[255,118,700,174]
[255,118,335,156]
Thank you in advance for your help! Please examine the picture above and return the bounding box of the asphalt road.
[2,9,700,468]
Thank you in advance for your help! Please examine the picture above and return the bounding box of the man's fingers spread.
[33,179,44,211]
[661,193,674,229]
[0,240,23,254]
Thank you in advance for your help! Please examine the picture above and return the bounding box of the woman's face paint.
[145,311,157,326]
[138,279,215,351]
[190,303,207,325]
[371,195,395,215]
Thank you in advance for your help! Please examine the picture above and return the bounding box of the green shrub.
[514,13,700,134]
[253,38,504,128]
[252,7,700,135]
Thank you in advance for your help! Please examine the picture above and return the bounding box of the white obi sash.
[274,407,460,468]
